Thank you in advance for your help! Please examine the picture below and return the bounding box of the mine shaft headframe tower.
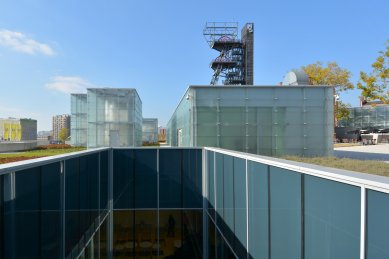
[203,22,254,85]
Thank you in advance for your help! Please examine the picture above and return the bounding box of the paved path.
[334,144,389,163]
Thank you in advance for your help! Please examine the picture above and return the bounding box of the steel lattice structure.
[203,22,254,85]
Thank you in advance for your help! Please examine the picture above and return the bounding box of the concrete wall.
[0,141,37,153]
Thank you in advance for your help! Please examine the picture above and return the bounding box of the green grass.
[283,156,389,177]
[0,147,86,158]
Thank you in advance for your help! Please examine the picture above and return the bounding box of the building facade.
[71,94,88,146]
[1,147,389,258]
[52,114,70,141]
[0,118,37,141]
[339,105,389,130]
[70,88,143,148]
[142,118,158,143]
[167,85,334,157]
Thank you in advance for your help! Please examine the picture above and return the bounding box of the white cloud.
[45,76,96,93]
[0,29,55,56]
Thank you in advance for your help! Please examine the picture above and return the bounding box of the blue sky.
[0,0,388,131]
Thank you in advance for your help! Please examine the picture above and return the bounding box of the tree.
[336,101,351,123]
[301,61,354,92]
[357,40,389,104]
[300,61,354,125]
[59,128,69,143]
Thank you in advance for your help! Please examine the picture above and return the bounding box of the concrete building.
[71,88,143,148]
[167,85,333,157]
[52,114,70,141]
[142,118,158,143]
[0,118,37,141]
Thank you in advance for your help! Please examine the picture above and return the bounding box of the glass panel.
[11,168,40,258]
[159,149,182,208]
[304,175,360,259]
[100,217,108,258]
[135,210,158,259]
[41,162,61,258]
[270,166,301,259]
[134,149,157,208]
[182,149,202,209]
[113,210,135,258]
[248,161,269,259]
[113,149,134,209]
[207,151,215,220]
[208,215,216,258]
[222,155,234,246]
[366,190,389,258]
[215,153,223,229]
[65,157,80,257]
[159,210,182,258]
[100,150,109,212]
[233,157,247,258]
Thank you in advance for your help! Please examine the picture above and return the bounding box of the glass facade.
[2,147,389,259]
[142,118,158,143]
[167,86,333,157]
[71,94,88,146]
[339,105,389,129]
[87,88,142,148]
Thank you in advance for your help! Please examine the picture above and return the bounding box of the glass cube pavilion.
[1,147,389,259]
[142,118,158,143]
[167,85,334,157]
[86,88,142,148]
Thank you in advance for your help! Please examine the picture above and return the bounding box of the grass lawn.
[0,147,86,164]
[333,143,360,148]
[283,156,389,177]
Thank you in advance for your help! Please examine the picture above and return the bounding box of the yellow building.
[0,118,37,141]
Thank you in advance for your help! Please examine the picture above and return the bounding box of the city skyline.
[0,0,388,131]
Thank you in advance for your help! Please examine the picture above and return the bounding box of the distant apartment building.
[0,118,37,141]
[52,114,70,141]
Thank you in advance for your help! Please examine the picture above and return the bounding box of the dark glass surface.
[65,157,81,257]
[113,210,135,258]
[113,149,134,209]
[207,151,215,219]
[100,217,108,258]
[100,150,109,211]
[134,149,157,208]
[159,149,182,208]
[215,153,224,227]
[135,210,158,258]
[41,163,62,258]
[182,149,202,209]
[14,167,40,258]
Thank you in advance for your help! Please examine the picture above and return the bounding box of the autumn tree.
[300,62,354,125]
[59,128,69,143]
[301,61,354,92]
[357,40,389,104]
